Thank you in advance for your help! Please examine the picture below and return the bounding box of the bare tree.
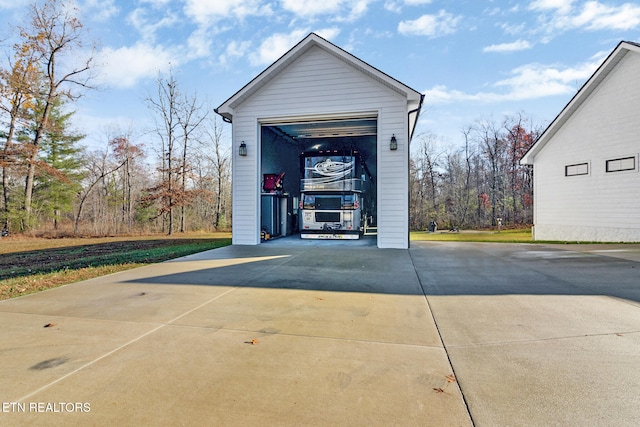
[144,69,208,234]
[74,145,125,235]
[475,118,505,226]
[409,133,446,230]
[145,70,180,234]
[109,131,145,232]
[177,91,207,232]
[458,126,474,226]
[504,113,538,224]
[206,116,230,230]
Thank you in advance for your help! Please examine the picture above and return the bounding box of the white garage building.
[521,41,640,242]
[216,33,423,249]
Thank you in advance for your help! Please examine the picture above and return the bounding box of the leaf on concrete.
[446,374,456,383]
[43,323,57,328]
[245,339,259,345]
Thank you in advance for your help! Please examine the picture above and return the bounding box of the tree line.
[0,1,231,236]
[1,1,538,237]
[410,113,539,231]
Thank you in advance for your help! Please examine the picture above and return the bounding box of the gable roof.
[215,32,424,132]
[520,41,640,165]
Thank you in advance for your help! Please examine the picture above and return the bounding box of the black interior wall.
[260,127,301,197]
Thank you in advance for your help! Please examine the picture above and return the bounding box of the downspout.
[408,93,425,140]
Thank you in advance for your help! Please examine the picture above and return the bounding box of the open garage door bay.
[260,117,378,241]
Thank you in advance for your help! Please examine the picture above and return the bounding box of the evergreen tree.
[33,99,85,230]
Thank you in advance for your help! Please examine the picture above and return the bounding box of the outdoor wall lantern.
[239,142,248,157]
[390,134,398,151]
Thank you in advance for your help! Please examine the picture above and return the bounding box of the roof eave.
[520,41,639,165]
[215,32,423,121]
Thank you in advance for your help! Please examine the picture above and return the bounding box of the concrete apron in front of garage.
[3,240,640,427]
[0,241,472,426]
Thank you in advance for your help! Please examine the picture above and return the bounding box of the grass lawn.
[411,228,533,243]
[0,228,565,301]
[0,233,232,300]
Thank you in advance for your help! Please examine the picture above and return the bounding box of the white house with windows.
[521,41,640,242]
[215,33,423,248]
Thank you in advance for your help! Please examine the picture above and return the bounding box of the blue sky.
[2,0,640,150]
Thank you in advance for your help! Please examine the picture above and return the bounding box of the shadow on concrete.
[410,242,640,303]
[123,243,423,295]
[121,241,640,303]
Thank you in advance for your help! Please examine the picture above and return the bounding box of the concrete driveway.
[1,239,639,426]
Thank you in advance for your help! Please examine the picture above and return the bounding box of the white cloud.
[422,85,487,104]
[500,22,527,36]
[81,0,119,22]
[483,40,533,53]
[530,1,640,33]
[384,1,402,13]
[281,0,343,16]
[528,0,575,14]
[219,40,252,67]
[571,1,640,30]
[484,7,502,17]
[423,55,604,105]
[344,0,371,21]
[494,62,591,100]
[398,10,461,37]
[248,28,340,67]
[385,0,433,12]
[0,0,29,9]
[280,0,372,22]
[187,27,213,60]
[127,7,178,42]
[97,43,177,88]
[139,0,171,6]
[183,0,273,25]
[315,27,341,42]
[249,30,310,67]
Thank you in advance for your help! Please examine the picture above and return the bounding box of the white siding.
[231,46,411,248]
[533,51,640,242]
[231,120,261,245]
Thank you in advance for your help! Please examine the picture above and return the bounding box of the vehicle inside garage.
[260,117,377,240]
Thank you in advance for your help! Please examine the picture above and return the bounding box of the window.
[606,156,636,173]
[565,162,589,176]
